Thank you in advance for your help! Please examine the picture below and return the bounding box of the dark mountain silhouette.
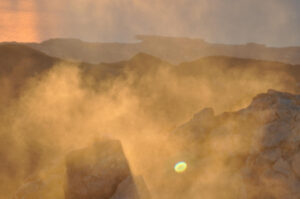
[24,35,300,65]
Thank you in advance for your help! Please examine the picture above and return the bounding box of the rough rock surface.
[172,90,300,199]
[65,139,132,199]
[111,176,151,199]
[14,139,150,199]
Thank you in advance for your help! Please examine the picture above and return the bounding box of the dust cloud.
[0,57,298,199]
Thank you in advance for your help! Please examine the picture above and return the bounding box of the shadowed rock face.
[111,176,151,199]
[14,139,150,199]
[65,139,132,199]
[110,176,140,199]
[169,90,300,199]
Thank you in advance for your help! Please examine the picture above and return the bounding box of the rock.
[248,92,277,111]
[291,152,300,177]
[248,90,297,116]
[273,158,291,176]
[172,90,300,199]
[173,108,216,147]
[111,176,151,199]
[257,109,278,124]
[14,139,149,199]
[261,121,292,148]
[110,176,140,199]
[253,155,272,171]
[286,175,300,195]
[288,124,300,142]
[261,148,282,162]
[192,108,214,121]
[134,176,151,199]
[65,139,133,199]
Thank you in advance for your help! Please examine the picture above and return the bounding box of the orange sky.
[0,1,39,42]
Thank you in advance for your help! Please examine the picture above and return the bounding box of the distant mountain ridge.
[1,43,300,120]
[19,35,300,65]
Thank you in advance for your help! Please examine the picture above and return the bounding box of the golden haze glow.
[0,1,39,42]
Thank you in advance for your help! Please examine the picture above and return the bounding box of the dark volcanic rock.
[65,139,132,199]
[291,152,300,177]
[172,90,300,199]
[111,176,151,199]
[14,139,150,199]
[110,176,140,199]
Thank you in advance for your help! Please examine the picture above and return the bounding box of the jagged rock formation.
[238,90,300,198]
[171,90,300,199]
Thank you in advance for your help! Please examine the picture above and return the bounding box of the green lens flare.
[174,161,187,173]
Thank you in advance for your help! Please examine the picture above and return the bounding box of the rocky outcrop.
[14,139,150,199]
[65,139,132,199]
[111,176,151,199]
[172,90,300,199]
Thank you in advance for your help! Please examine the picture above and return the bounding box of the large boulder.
[65,139,132,199]
[111,176,151,199]
[14,139,150,199]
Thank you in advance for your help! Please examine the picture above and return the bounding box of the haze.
[0,0,300,46]
[2,1,300,198]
